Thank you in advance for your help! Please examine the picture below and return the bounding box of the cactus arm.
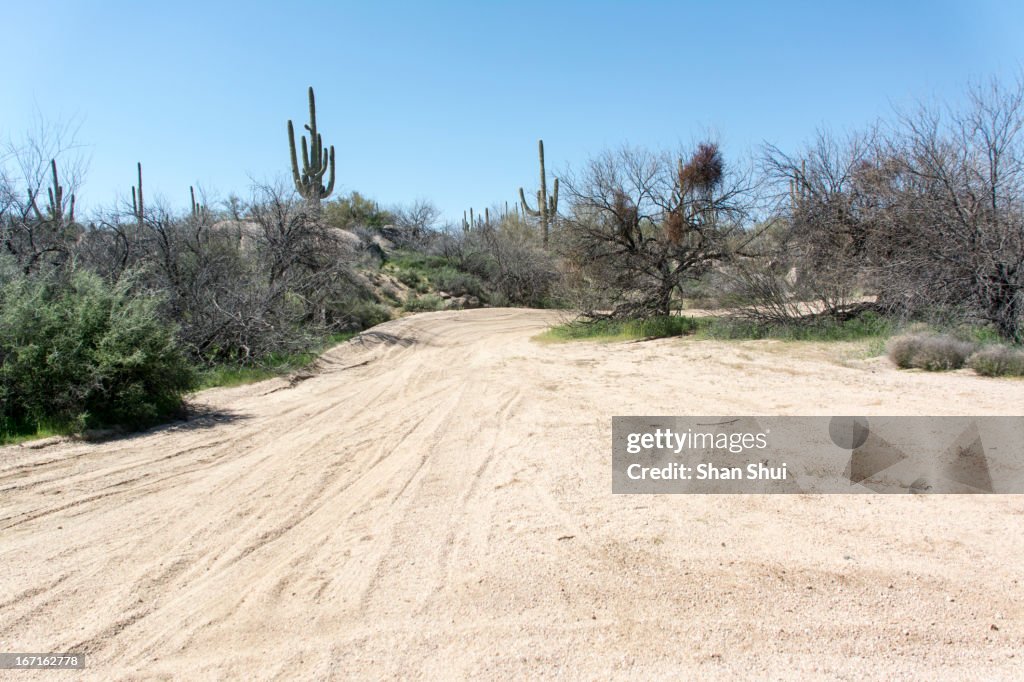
[301,135,310,175]
[306,87,318,157]
[68,195,75,224]
[288,120,302,188]
[310,147,329,184]
[519,187,539,215]
[324,146,336,196]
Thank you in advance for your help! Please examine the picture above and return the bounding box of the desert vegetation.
[544,75,1024,381]
[4,74,1023,441]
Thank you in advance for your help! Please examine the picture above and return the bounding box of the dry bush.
[887,333,977,371]
[766,79,1024,341]
[967,346,1024,377]
[440,215,561,307]
[70,184,371,366]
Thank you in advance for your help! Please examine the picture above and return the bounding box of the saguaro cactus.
[190,186,203,217]
[131,162,144,226]
[287,86,336,203]
[519,139,558,247]
[45,159,74,224]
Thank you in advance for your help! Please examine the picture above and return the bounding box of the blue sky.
[5,1,1023,223]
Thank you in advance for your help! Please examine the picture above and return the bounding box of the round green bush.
[0,269,195,433]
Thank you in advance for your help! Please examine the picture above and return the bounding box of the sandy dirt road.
[1,307,1023,680]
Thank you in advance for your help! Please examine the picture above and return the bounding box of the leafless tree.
[746,76,1024,341]
[391,198,441,247]
[70,181,368,365]
[560,142,754,318]
[869,76,1024,340]
[743,129,881,321]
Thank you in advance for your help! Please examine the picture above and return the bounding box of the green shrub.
[887,333,977,371]
[540,315,699,342]
[394,269,424,289]
[0,270,194,436]
[323,191,393,230]
[403,294,444,312]
[387,251,449,272]
[967,346,1024,377]
[431,268,485,298]
[344,301,392,329]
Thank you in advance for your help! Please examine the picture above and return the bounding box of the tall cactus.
[45,159,74,225]
[287,86,336,203]
[519,139,558,247]
[131,162,144,226]
[463,207,491,231]
[190,186,203,217]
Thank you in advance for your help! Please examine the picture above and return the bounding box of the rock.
[370,234,395,253]
[446,295,481,310]
[364,241,386,264]
[330,228,362,248]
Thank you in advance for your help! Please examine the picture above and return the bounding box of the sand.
[1,308,1022,680]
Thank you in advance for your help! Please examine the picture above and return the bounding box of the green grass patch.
[0,420,75,446]
[538,315,700,342]
[195,365,280,390]
[195,331,356,390]
[541,311,893,345]
[385,251,451,273]
[697,311,895,343]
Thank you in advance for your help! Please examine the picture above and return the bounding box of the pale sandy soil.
[1,308,1022,680]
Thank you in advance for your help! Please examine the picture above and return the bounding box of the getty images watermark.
[612,416,1024,494]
